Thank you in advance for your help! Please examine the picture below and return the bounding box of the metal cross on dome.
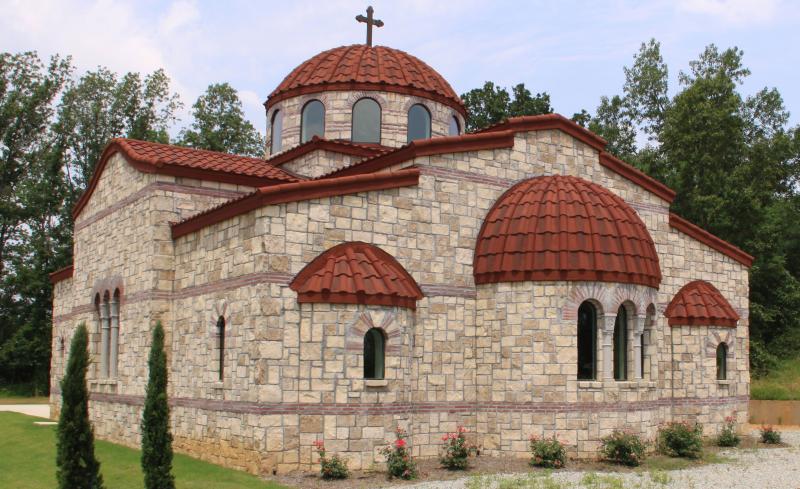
[356,6,384,47]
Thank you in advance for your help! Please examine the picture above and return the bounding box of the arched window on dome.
[363,328,385,380]
[613,305,628,381]
[716,342,728,380]
[270,110,283,154]
[352,98,381,143]
[577,301,598,380]
[407,104,431,142]
[448,115,461,136]
[301,100,325,143]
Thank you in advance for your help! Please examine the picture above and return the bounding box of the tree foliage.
[178,83,264,157]
[56,323,104,489]
[461,82,552,132]
[141,322,175,489]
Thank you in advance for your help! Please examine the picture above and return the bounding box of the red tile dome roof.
[290,242,423,309]
[474,175,662,288]
[665,280,739,327]
[267,45,465,116]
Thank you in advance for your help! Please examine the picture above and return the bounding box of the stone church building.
[50,35,752,475]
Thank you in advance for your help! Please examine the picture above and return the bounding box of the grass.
[751,357,800,400]
[0,412,289,489]
[0,396,49,404]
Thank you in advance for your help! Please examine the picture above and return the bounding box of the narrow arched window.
[301,100,325,143]
[270,110,283,154]
[577,301,597,380]
[110,289,120,377]
[448,115,461,136]
[407,104,431,142]
[363,328,385,379]
[100,291,111,377]
[716,342,728,380]
[352,98,381,143]
[613,305,628,381]
[216,316,225,380]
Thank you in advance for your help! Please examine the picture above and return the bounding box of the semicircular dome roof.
[665,280,739,327]
[474,175,662,288]
[267,45,465,115]
[290,241,423,309]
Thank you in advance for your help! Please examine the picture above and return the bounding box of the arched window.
[270,110,283,154]
[110,289,120,377]
[352,98,381,143]
[100,291,111,377]
[577,301,597,380]
[216,316,225,380]
[716,342,728,380]
[613,305,628,381]
[448,115,461,136]
[407,104,431,142]
[301,100,325,143]
[363,328,385,379]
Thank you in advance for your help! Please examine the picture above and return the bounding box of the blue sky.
[2,0,799,136]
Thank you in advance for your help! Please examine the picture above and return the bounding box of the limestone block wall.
[267,91,465,157]
[280,149,366,179]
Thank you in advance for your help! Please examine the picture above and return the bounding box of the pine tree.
[141,322,175,489]
[56,323,104,489]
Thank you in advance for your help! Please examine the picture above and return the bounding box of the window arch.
[577,301,597,380]
[407,104,431,142]
[216,316,225,380]
[448,115,461,136]
[613,305,628,381]
[300,99,325,143]
[110,288,120,377]
[270,110,283,154]
[716,342,728,380]
[363,328,385,379]
[352,98,381,143]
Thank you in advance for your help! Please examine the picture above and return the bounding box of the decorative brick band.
[420,284,477,298]
[85,391,748,416]
[75,182,246,232]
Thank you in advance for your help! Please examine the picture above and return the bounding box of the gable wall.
[280,149,366,178]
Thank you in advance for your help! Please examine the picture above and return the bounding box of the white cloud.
[159,0,200,34]
[676,0,780,24]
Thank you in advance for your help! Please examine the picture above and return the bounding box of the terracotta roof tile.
[474,175,662,288]
[267,45,465,115]
[290,242,423,309]
[665,280,739,327]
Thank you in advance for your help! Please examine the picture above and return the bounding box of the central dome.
[474,175,662,288]
[267,45,465,115]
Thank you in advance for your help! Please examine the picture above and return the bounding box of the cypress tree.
[141,321,175,489]
[56,323,104,489]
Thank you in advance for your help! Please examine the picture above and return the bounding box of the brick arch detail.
[705,330,736,359]
[563,282,657,322]
[209,299,230,336]
[345,309,402,354]
[345,92,389,109]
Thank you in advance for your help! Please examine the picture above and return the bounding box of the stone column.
[100,299,110,377]
[601,314,616,380]
[110,295,120,378]
[633,315,646,381]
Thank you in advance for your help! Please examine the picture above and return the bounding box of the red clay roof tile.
[474,175,662,288]
[267,45,465,116]
[665,280,739,327]
[290,242,423,309]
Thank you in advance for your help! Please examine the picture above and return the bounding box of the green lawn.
[0,412,289,489]
[751,357,800,400]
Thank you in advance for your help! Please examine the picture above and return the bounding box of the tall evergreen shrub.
[56,323,104,488]
[141,322,175,489]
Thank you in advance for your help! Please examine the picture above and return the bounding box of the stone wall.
[280,149,365,179]
[266,91,465,157]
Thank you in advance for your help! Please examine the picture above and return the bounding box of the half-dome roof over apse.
[267,45,465,115]
[474,175,662,288]
[290,241,423,309]
[664,280,739,327]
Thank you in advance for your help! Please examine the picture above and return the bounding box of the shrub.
[716,416,741,447]
[380,426,417,479]
[760,425,782,444]
[600,430,646,466]
[141,322,175,489]
[657,422,703,459]
[56,323,105,489]
[440,426,474,470]
[313,440,349,480]
[529,435,566,469]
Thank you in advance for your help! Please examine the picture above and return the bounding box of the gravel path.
[399,432,800,489]
[0,404,50,418]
